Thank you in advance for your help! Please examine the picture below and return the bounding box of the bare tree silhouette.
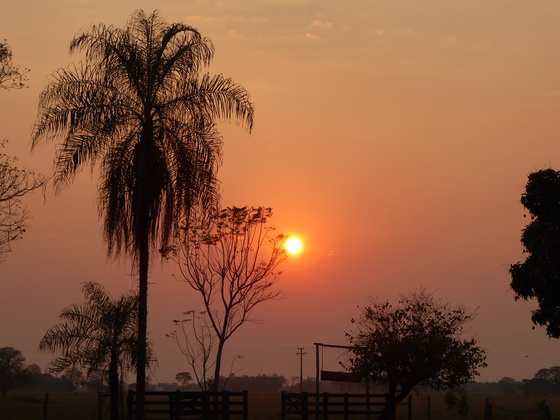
[0,41,28,89]
[169,310,215,391]
[0,42,44,260]
[0,142,45,260]
[173,207,286,392]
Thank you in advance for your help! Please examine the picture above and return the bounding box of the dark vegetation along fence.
[127,390,248,420]
[281,392,412,420]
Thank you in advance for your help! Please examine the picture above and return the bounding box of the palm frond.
[33,10,253,260]
[39,281,147,376]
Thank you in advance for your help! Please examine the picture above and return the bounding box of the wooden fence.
[127,390,248,420]
[281,391,411,420]
[483,398,551,420]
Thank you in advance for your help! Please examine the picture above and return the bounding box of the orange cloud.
[308,20,333,29]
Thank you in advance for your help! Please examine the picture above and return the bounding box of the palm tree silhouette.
[32,10,254,419]
[40,282,148,420]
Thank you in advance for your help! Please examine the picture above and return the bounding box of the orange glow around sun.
[286,237,303,254]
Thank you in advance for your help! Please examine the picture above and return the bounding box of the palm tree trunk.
[135,238,148,420]
[109,350,120,420]
[134,127,151,420]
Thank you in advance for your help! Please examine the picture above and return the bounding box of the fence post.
[427,396,431,420]
[541,400,552,420]
[302,392,309,420]
[127,390,134,420]
[222,392,230,420]
[42,392,49,420]
[344,393,349,420]
[408,394,412,420]
[243,391,248,420]
[366,385,371,420]
[120,391,126,420]
[172,390,181,420]
[97,392,103,420]
[281,392,286,420]
[322,393,329,420]
[484,398,491,420]
[202,392,210,419]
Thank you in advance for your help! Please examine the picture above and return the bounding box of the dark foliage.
[497,377,520,394]
[344,290,486,420]
[223,374,286,392]
[39,282,146,420]
[0,348,38,396]
[510,169,560,337]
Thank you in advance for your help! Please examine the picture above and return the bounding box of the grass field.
[2,391,560,419]
[408,392,560,420]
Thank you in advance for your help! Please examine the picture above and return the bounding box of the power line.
[229,346,301,351]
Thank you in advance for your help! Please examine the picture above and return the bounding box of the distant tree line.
[148,373,288,393]
[466,367,560,396]
[14,370,106,393]
[5,346,560,397]
[148,374,380,393]
[0,347,108,395]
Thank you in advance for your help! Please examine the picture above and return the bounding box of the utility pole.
[296,347,306,393]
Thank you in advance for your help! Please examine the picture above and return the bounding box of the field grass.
[407,392,560,420]
[0,392,99,420]
[2,391,560,419]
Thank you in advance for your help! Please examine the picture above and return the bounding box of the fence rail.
[281,391,410,420]
[127,390,248,420]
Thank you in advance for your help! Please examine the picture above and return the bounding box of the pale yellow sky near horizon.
[2,0,560,385]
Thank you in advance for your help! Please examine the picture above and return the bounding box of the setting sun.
[285,237,303,254]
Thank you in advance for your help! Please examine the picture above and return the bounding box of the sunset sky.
[2,0,560,386]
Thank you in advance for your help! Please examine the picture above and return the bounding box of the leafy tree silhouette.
[344,290,486,420]
[510,169,560,338]
[0,347,35,396]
